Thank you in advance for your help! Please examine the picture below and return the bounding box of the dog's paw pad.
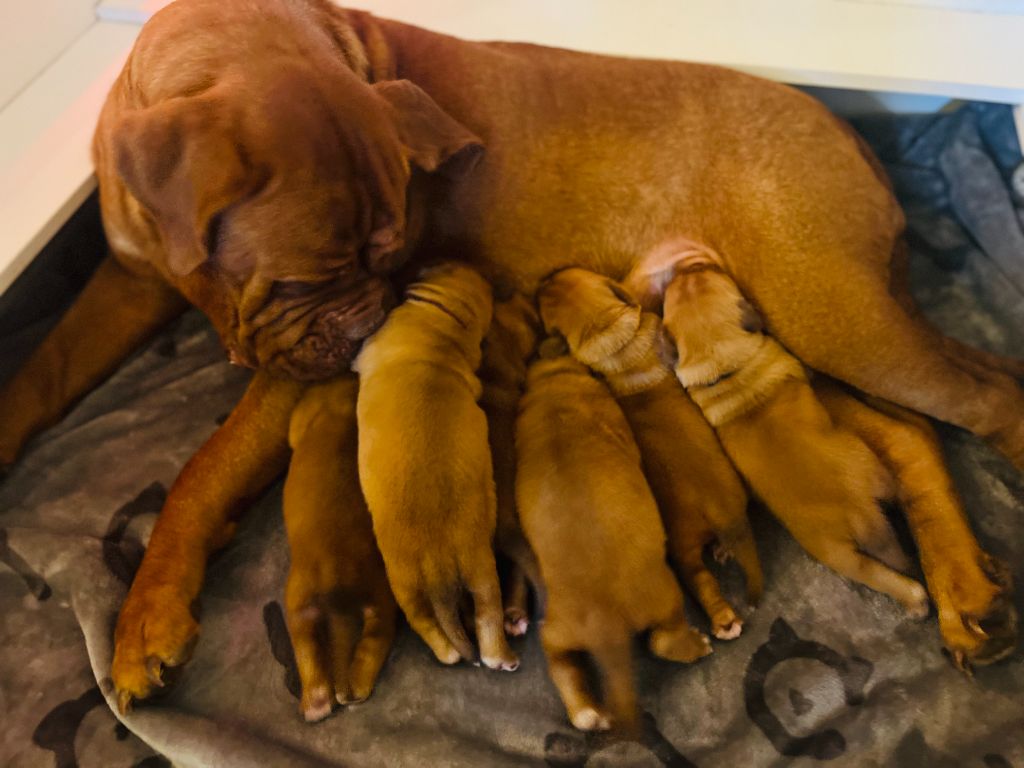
[905,583,930,620]
[572,707,611,732]
[714,621,743,640]
[504,614,530,637]
[482,654,521,672]
[302,687,334,723]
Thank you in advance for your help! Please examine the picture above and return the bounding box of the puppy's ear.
[111,93,259,276]
[372,80,484,174]
[738,298,764,334]
[537,333,569,360]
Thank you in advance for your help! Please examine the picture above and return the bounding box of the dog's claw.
[117,689,134,717]
[144,657,165,687]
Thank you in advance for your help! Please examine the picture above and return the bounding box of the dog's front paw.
[112,580,199,715]
[931,553,1017,671]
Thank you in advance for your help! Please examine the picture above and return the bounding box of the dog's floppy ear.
[738,298,764,334]
[111,93,258,276]
[372,80,483,173]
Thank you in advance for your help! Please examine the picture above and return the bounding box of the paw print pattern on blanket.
[102,482,167,586]
[0,527,50,600]
[544,711,698,767]
[743,618,873,761]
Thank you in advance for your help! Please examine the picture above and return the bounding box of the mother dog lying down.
[1,0,1022,709]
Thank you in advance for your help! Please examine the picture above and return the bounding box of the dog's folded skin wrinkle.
[665,267,942,622]
[537,268,761,635]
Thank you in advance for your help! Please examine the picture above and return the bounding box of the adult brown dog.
[516,341,711,732]
[353,262,518,672]
[282,375,397,722]
[538,268,760,639]
[0,0,1021,707]
[662,265,1016,663]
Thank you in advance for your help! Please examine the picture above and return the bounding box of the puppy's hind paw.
[504,608,530,637]
[571,707,612,732]
[650,625,713,663]
[713,620,743,640]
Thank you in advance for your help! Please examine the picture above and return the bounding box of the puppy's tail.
[592,639,638,733]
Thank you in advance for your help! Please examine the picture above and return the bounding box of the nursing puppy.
[663,265,928,616]
[353,262,518,671]
[538,268,761,639]
[516,340,710,732]
[283,374,396,722]
[478,293,543,635]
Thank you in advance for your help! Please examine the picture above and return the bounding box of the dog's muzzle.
[272,278,395,380]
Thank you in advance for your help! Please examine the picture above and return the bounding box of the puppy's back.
[516,356,666,604]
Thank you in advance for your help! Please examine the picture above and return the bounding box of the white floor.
[2,0,1023,295]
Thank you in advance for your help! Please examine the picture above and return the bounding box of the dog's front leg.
[111,370,305,714]
[0,255,186,467]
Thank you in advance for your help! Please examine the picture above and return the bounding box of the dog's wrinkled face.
[108,60,482,380]
[537,268,641,365]
[663,266,765,385]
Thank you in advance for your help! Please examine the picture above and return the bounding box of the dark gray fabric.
[2,103,1023,768]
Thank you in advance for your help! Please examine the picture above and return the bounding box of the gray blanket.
[2,103,1023,768]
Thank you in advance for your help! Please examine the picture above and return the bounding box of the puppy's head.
[537,268,641,366]
[663,266,765,387]
[101,5,483,380]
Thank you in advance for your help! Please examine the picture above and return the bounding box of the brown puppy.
[283,374,397,722]
[517,340,711,732]
[538,268,761,639]
[663,266,929,616]
[353,262,518,671]
[4,0,1021,704]
[478,293,543,635]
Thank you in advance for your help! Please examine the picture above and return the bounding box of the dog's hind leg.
[740,254,1024,469]
[807,534,929,617]
[888,238,1024,381]
[0,255,186,467]
[814,379,1017,668]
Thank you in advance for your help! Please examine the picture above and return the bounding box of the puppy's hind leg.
[542,640,611,732]
[647,582,713,662]
[809,535,929,617]
[669,521,743,639]
[743,255,1024,469]
[815,381,1017,667]
[502,564,530,637]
